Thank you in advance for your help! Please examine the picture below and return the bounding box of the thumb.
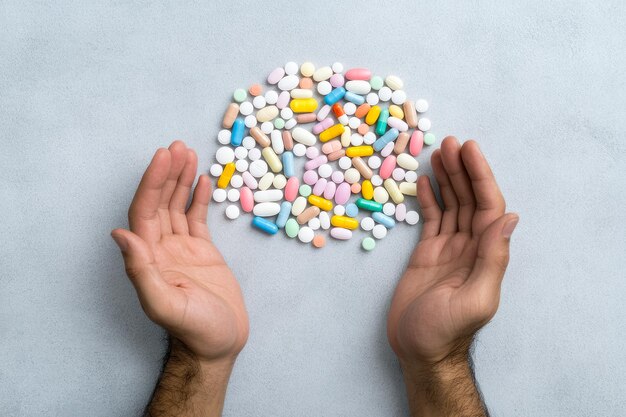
[111,228,168,320]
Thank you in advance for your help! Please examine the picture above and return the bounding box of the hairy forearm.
[145,339,234,417]
[401,341,488,417]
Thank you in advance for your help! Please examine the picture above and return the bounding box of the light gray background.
[1,1,625,416]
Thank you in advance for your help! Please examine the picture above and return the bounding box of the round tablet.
[369,76,384,90]
[363,132,376,145]
[261,121,274,134]
[424,132,436,146]
[303,170,318,185]
[217,129,231,145]
[415,99,429,113]
[404,171,418,183]
[372,224,387,239]
[334,205,346,216]
[392,167,406,181]
[272,174,287,189]
[264,90,278,104]
[348,117,361,129]
[248,148,261,161]
[331,171,344,183]
[285,61,298,75]
[338,156,352,170]
[300,62,314,77]
[293,143,306,157]
[366,92,379,105]
[360,217,375,231]
[233,88,247,102]
[242,136,256,149]
[239,101,254,116]
[370,175,383,187]
[332,62,344,73]
[317,81,332,95]
[308,217,321,230]
[225,205,240,220]
[280,107,293,120]
[227,188,240,202]
[230,174,243,188]
[395,203,407,221]
[212,188,227,203]
[378,86,392,101]
[318,164,332,178]
[362,237,376,251]
[367,155,382,169]
[418,117,431,132]
[306,146,319,159]
[235,159,248,173]
[343,102,356,115]
[284,118,297,129]
[274,118,285,129]
[299,184,312,197]
[298,226,314,243]
[391,90,407,105]
[383,203,396,216]
[345,203,359,217]
[405,210,420,225]
[344,168,361,184]
[350,133,364,146]
[209,163,223,177]
[234,146,248,160]
[312,234,326,248]
[244,115,257,128]
[216,147,235,164]
[249,160,268,177]
[373,187,389,203]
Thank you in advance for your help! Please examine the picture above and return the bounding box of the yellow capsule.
[331,215,359,230]
[217,162,235,189]
[289,98,318,113]
[262,147,283,173]
[384,178,404,204]
[389,105,405,120]
[319,124,345,142]
[307,195,333,211]
[365,105,381,125]
[345,145,374,157]
[361,180,374,200]
[340,126,352,148]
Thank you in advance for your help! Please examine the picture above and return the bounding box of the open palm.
[112,141,249,362]
[387,137,518,364]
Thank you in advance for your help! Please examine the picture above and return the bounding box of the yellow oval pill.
[290,98,318,113]
[319,124,345,142]
[361,180,374,200]
[307,195,333,211]
[330,215,359,230]
[345,146,374,157]
[389,105,405,120]
[365,105,381,125]
[217,162,236,189]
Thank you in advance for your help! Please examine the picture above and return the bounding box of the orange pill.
[351,182,362,194]
[296,113,317,123]
[299,77,313,89]
[312,235,326,248]
[355,103,371,118]
[249,84,263,96]
[282,130,294,151]
[357,123,369,135]
[327,149,346,161]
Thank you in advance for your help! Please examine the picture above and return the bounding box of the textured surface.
[1,1,625,416]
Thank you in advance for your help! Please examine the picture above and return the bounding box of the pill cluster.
[210,62,436,250]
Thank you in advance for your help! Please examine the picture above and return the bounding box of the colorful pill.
[276,202,292,228]
[222,103,239,128]
[388,105,404,120]
[251,216,279,235]
[394,132,410,154]
[387,116,408,132]
[355,103,371,118]
[313,118,334,134]
[372,212,396,229]
[332,103,349,125]
[345,145,374,157]
[323,181,337,200]
[355,198,383,212]
[399,182,417,196]
[344,91,365,105]
[308,194,333,211]
[397,153,419,170]
[304,155,328,170]
[328,149,346,161]
[284,177,299,202]
[361,180,374,200]
[282,151,295,177]
[340,127,352,147]
[373,128,399,152]
[351,156,373,179]
[322,139,342,154]
[296,113,317,123]
[384,178,404,204]
[217,162,236,189]
[331,215,359,230]
[409,130,424,156]
[297,206,321,225]
[240,187,254,212]
[290,98,318,113]
[312,178,327,196]
[324,87,346,105]
[230,118,245,146]
[285,218,299,238]
[330,227,353,240]
[345,68,372,81]
[334,182,351,205]
[375,108,389,135]
[256,105,279,122]
[365,106,381,125]
[262,147,283,173]
[250,127,271,148]
[319,124,345,142]
[403,101,418,128]
[380,155,397,179]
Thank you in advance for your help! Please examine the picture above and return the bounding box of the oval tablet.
[254,189,283,203]
[397,153,419,171]
[385,75,404,90]
[330,227,353,240]
[379,155,397,179]
[253,202,281,217]
[267,67,285,85]
[292,127,317,146]
[285,177,299,202]
[313,66,333,82]
[409,130,424,156]
[240,187,254,212]
[256,106,279,122]
[345,68,372,81]
[278,75,299,91]
[345,80,372,95]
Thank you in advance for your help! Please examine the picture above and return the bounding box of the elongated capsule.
[262,147,283,173]
[271,130,284,154]
[340,127,351,148]
[253,202,281,217]
[384,178,404,204]
[389,105,404,120]
[331,215,359,230]
[250,127,271,148]
[332,103,349,125]
[387,116,408,132]
[365,106,381,125]
[254,189,283,203]
[361,180,374,200]
[230,118,245,146]
[394,132,410,154]
[222,103,239,128]
[355,198,383,212]
[344,91,365,105]
[292,127,317,146]
[256,105,279,122]
[355,103,371,118]
[251,216,279,235]
[372,212,396,228]
[399,182,418,196]
[290,89,313,99]
[308,194,333,211]
[346,145,374,157]
[313,118,333,134]
[351,156,373,179]
[319,124,345,142]
[276,201,292,228]
[295,113,317,123]
[217,162,235,189]
[297,206,320,225]
[397,153,419,170]
[290,98,318,113]
[403,101,418,128]
[328,149,346,161]
[324,87,346,105]
[282,151,295,177]
[330,227,353,240]
[282,130,294,150]
[345,80,372,95]
[373,128,399,152]
[345,68,372,81]
[322,139,342,154]
[409,130,424,156]
[375,108,389,136]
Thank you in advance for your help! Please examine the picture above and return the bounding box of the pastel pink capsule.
[345,68,372,81]
[329,73,344,87]
[313,118,333,134]
[322,139,342,154]
[304,155,328,170]
[380,155,397,180]
[335,182,351,205]
[313,178,327,196]
[284,177,299,202]
[239,187,254,212]
[324,181,337,199]
[303,170,319,185]
[409,130,424,156]
[267,67,285,85]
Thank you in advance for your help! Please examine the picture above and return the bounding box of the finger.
[169,149,198,235]
[158,141,189,235]
[462,213,519,321]
[128,148,172,243]
[440,136,475,234]
[187,175,211,240]
[460,141,506,234]
[416,175,442,240]
[431,150,458,234]
[111,228,170,322]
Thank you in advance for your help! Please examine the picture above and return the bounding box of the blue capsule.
[344,91,365,105]
[282,151,295,177]
[324,87,346,105]
[375,108,389,136]
[230,118,245,146]
[251,216,279,235]
[276,202,292,228]
[373,128,399,152]
[372,212,396,229]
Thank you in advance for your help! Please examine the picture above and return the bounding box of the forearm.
[401,341,488,417]
[146,339,234,417]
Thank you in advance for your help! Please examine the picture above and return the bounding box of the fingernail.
[502,216,519,238]
[111,232,128,251]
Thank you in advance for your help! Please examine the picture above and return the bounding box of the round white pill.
[217,129,231,145]
[209,163,223,177]
[265,90,278,104]
[239,101,254,116]
[350,133,364,146]
[415,99,429,113]
[378,86,392,101]
[261,121,274,134]
[366,92,379,106]
[249,160,268,177]
[298,226,314,243]
[367,155,382,169]
[284,118,297,129]
[248,147,261,161]
[230,174,243,188]
[216,147,235,164]
[373,224,388,239]
[344,168,361,184]
[404,171,418,183]
[300,62,314,77]
[338,156,352,170]
[418,118,431,131]
[227,188,240,202]
[273,174,287,189]
[332,62,344,73]
[280,107,293,120]
[242,136,255,149]
[317,81,332,95]
[360,217,375,231]
[373,187,389,203]
[348,117,361,129]
[212,188,227,202]
[244,115,257,128]
[308,217,321,230]
[234,146,248,160]
[343,102,356,115]
[363,132,376,145]
[392,167,406,181]
[383,203,396,216]
[405,211,420,225]
[381,142,395,157]
[318,164,332,178]
[293,143,306,157]
[235,159,249,173]
[334,205,346,216]
[391,90,407,105]
[225,204,240,220]
[370,175,383,186]
[285,61,299,75]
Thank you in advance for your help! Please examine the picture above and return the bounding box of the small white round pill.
[244,115,257,128]
[242,136,256,149]
[264,90,278,104]
[366,92,379,106]
[391,90,407,105]
[360,217,375,231]
[239,101,254,116]
[392,167,406,181]
[404,171,418,183]
[293,143,306,157]
[235,159,248,173]
[367,155,382,169]
[405,210,420,225]
[212,188,227,203]
[215,147,235,164]
[418,118,431,131]
[348,117,361,129]
[343,102,356,115]
[332,62,344,73]
[248,147,261,161]
[209,164,223,177]
[225,204,240,220]
[234,146,248,160]
[308,217,321,230]
[370,175,383,186]
[350,133,364,146]
[249,160,268,178]
[334,205,346,216]
[383,203,396,216]
[338,156,352,170]
[217,129,231,145]
[261,121,274,134]
[230,174,243,188]
[318,164,332,178]
[285,61,299,75]
[373,187,389,203]
[372,224,387,239]
[363,132,376,145]
[378,87,392,101]
[298,226,314,243]
[317,81,332,95]
[415,99,429,113]
[227,188,240,202]
[280,107,293,120]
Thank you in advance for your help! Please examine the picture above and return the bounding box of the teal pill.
[299,184,312,197]
[370,76,384,90]
[274,118,285,129]
[362,237,376,251]
[285,218,299,238]
[233,88,247,103]
[424,132,436,145]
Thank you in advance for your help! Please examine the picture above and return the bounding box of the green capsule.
[375,108,389,136]
[355,198,383,212]
[285,218,299,238]
[424,132,436,146]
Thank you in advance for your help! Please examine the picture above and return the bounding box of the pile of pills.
[209,62,436,251]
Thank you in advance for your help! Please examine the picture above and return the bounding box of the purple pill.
[335,182,351,205]
[324,181,337,200]
[303,170,318,185]
[329,73,345,88]
[305,146,319,159]
[331,171,344,184]
[313,178,327,196]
